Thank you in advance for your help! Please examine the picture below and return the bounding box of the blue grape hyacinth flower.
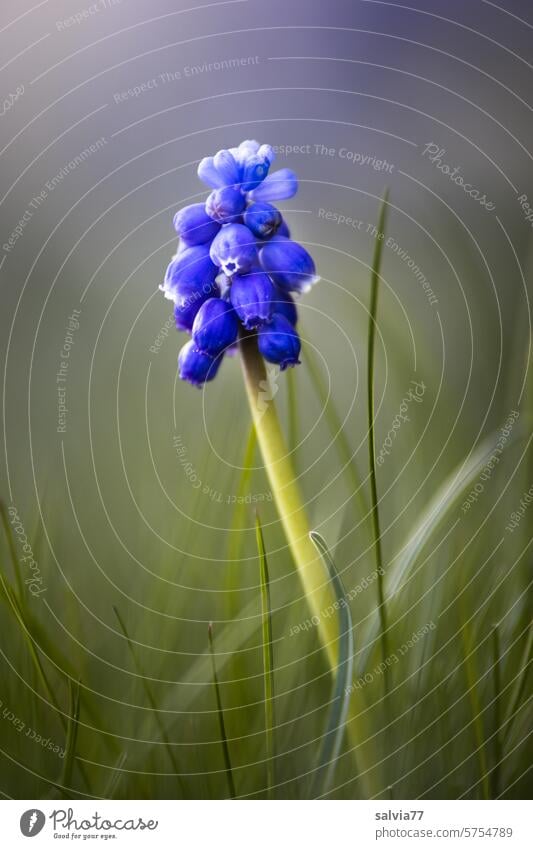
[158,139,319,385]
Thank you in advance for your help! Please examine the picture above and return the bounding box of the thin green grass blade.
[357,429,521,675]
[309,531,354,797]
[460,612,490,799]
[0,552,83,690]
[0,563,93,795]
[255,513,275,798]
[502,624,532,743]
[208,622,236,799]
[0,573,64,724]
[0,511,108,732]
[104,751,128,799]
[60,678,81,792]
[0,561,116,755]
[392,433,522,600]
[491,623,502,797]
[113,606,185,795]
[0,500,24,598]
[367,190,390,696]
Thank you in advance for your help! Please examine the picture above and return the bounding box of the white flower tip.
[300,274,320,294]
[159,283,178,304]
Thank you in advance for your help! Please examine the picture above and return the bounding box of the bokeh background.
[0,0,531,799]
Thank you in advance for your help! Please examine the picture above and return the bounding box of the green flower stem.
[240,332,378,796]
[239,332,339,670]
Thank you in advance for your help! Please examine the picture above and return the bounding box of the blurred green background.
[0,0,531,799]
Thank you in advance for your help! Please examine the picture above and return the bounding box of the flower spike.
[159,140,318,385]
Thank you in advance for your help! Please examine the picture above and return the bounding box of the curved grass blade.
[0,563,93,795]
[1,503,112,743]
[0,573,64,723]
[309,531,354,797]
[491,623,502,797]
[104,751,128,799]
[255,513,275,798]
[367,190,390,696]
[113,606,185,796]
[357,429,521,675]
[0,561,117,759]
[0,500,24,598]
[208,623,236,799]
[502,624,532,743]
[460,610,490,799]
[60,678,81,792]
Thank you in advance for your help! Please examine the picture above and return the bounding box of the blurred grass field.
[1,192,532,801]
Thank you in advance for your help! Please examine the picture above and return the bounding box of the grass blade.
[357,429,521,675]
[502,624,532,743]
[113,606,185,795]
[491,623,502,797]
[255,513,275,798]
[0,565,93,795]
[0,500,24,598]
[460,613,490,799]
[0,561,117,761]
[208,623,236,798]
[60,678,81,792]
[104,751,128,799]
[367,191,390,695]
[0,572,64,724]
[309,531,354,797]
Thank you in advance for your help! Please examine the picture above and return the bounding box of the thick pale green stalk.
[239,333,339,669]
[239,333,381,797]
